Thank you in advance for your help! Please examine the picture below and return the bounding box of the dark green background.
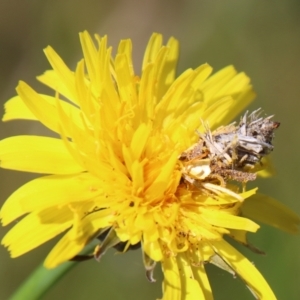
[0,1,299,299]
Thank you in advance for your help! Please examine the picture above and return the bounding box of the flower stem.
[9,243,95,300]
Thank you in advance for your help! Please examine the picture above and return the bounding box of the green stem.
[9,243,95,300]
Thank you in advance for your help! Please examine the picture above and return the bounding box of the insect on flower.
[180,109,280,192]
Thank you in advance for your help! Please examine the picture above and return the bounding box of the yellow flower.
[0,32,299,300]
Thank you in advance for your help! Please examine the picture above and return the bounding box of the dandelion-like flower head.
[1,32,299,300]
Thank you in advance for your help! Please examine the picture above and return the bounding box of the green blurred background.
[0,0,300,299]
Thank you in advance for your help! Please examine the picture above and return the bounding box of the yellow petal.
[44,231,86,268]
[3,95,37,121]
[37,70,74,104]
[161,255,181,300]
[192,261,213,300]
[211,240,276,300]
[45,208,113,268]
[146,151,179,199]
[200,65,255,125]
[0,173,102,225]
[142,33,163,71]
[0,136,84,174]
[115,53,137,106]
[242,194,300,233]
[130,123,152,160]
[176,253,207,300]
[156,37,179,99]
[156,64,213,127]
[2,207,72,257]
[227,85,255,123]
[143,239,163,261]
[117,39,134,78]
[79,31,100,87]
[200,96,234,130]
[201,66,242,103]
[16,81,83,136]
[42,46,77,104]
[201,209,260,232]
[213,71,251,100]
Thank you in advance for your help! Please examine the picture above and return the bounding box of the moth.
[180,109,280,187]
